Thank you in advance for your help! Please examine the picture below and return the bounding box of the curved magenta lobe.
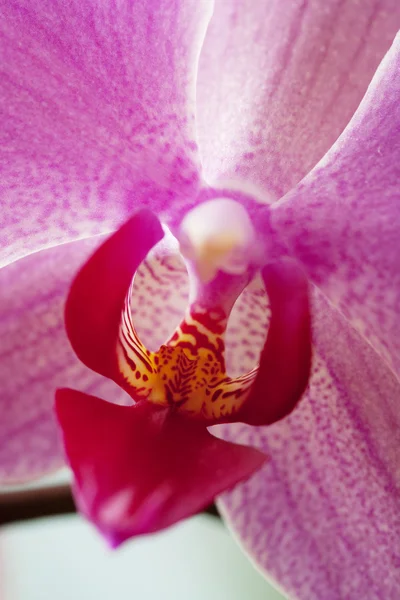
[65,209,164,383]
[55,388,266,545]
[238,260,312,426]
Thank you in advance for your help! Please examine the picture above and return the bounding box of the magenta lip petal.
[55,388,267,543]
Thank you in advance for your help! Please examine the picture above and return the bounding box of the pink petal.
[65,209,163,384]
[220,290,400,600]
[197,0,400,197]
[55,388,267,546]
[0,0,210,266]
[271,33,400,377]
[0,238,128,484]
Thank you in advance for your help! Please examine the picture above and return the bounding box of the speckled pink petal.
[0,0,211,266]
[219,289,400,600]
[0,238,129,484]
[197,0,400,198]
[271,33,400,377]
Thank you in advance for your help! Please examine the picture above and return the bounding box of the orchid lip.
[56,207,311,547]
[115,209,262,423]
[117,223,311,426]
[117,278,258,423]
[63,208,312,429]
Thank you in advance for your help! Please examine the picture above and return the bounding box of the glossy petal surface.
[0,238,127,484]
[272,34,400,376]
[197,0,400,197]
[56,388,267,545]
[0,0,209,266]
[220,290,400,600]
[65,210,163,382]
[239,261,311,426]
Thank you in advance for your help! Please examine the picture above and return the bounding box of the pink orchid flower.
[55,205,311,543]
[1,2,400,599]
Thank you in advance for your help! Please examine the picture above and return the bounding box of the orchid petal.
[271,33,400,376]
[55,388,267,545]
[220,290,400,600]
[0,0,210,266]
[65,209,164,383]
[0,238,127,484]
[238,261,311,426]
[197,0,400,198]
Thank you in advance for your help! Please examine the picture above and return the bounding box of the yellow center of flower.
[117,285,257,421]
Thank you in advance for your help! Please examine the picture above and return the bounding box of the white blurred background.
[0,471,286,600]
